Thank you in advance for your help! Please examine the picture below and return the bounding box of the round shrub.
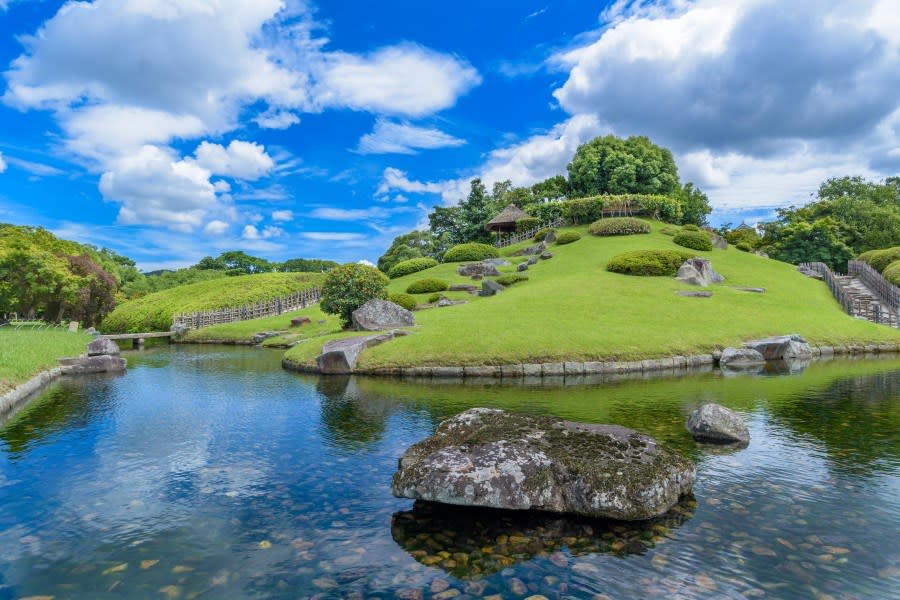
[427,293,442,304]
[321,264,389,326]
[606,249,696,276]
[494,273,528,286]
[588,217,651,236]
[736,241,752,252]
[681,224,701,232]
[387,257,438,279]
[443,243,500,263]
[555,231,582,245]
[868,247,900,272]
[533,228,556,243]
[406,278,449,294]
[673,230,713,252]
[660,226,678,236]
[883,261,900,285]
[515,217,541,233]
[856,249,879,264]
[388,293,417,311]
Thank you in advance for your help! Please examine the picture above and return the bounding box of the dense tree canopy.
[567,135,680,198]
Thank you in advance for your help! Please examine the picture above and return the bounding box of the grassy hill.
[284,221,900,370]
[102,272,323,333]
[0,327,90,394]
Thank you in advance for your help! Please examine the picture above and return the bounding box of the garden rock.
[544,231,557,243]
[392,408,696,520]
[710,233,728,250]
[290,316,312,327]
[719,347,766,367]
[676,290,712,298]
[743,334,811,360]
[317,331,406,374]
[87,338,120,357]
[540,251,553,260]
[686,403,750,445]
[676,258,725,287]
[62,354,127,375]
[351,299,416,331]
[527,257,539,266]
[457,262,501,277]
[253,332,279,344]
[517,262,528,272]
[520,243,546,256]
[449,284,478,293]
[482,258,511,267]
[479,280,504,297]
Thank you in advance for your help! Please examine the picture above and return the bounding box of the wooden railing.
[799,262,898,327]
[494,217,568,248]
[172,287,321,331]
[847,260,900,314]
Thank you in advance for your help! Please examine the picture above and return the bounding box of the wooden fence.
[847,260,900,314]
[494,217,568,248]
[173,287,321,331]
[799,262,898,327]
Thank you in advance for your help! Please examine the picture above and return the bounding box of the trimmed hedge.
[660,226,678,236]
[555,231,582,245]
[443,243,500,262]
[588,217,651,236]
[495,273,528,286]
[673,230,713,252]
[387,257,438,279]
[388,293,417,311]
[606,249,696,276]
[533,228,555,243]
[427,293,442,304]
[406,278,449,294]
[856,249,879,264]
[736,242,752,252]
[882,261,900,286]
[867,247,900,272]
[515,217,541,233]
[681,224,701,232]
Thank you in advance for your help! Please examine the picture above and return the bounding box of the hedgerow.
[882,261,900,286]
[606,249,696,276]
[555,231,582,245]
[443,243,500,262]
[867,247,900,272]
[388,293,417,311]
[387,257,438,279]
[406,278,449,294]
[681,224,701,232]
[588,217,651,236]
[515,217,541,233]
[673,230,713,252]
[736,242,753,252]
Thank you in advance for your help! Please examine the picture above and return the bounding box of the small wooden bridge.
[100,331,173,349]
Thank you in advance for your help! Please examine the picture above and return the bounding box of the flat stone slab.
[733,287,766,293]
[392,408,695,521]
[317,331,407,374]
[676,290,712,298]
[744,334,811,360]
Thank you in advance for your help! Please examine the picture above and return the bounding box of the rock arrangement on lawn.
[676,257,724,287]
[686,403,750,446]
[351,299,415,331]
[58,338,127,374]
[457,262,501,278]
[392,408,696,521]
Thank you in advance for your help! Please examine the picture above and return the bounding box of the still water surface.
[1,346,899,599]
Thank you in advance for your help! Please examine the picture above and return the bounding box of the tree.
[428,178,499,246]
[216,251,272,275]
[567,135,680,197]
[676,182,712,226]
[530,175,569,202]
[763,218,853,270]
[320,263,389,326]
[377,230,448,273]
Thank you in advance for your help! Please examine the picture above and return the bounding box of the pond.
[1,346,899,599]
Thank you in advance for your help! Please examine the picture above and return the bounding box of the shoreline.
[282,342,900,378]
[0,366,68,421]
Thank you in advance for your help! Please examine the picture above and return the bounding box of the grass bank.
[0,327,90,394]
[180,305,342,346]
[103,272,323,333]
[284,221,900,370]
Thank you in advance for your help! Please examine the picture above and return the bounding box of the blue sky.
[0,0,898,270]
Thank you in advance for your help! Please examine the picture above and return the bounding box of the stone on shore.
[87,338,120,357]
[686,403,750,445]
[676,258,724,287]
[317,331,407,374]
[351,299,415,331]
[719,347,766,367]
[63,354,127,374]
[391,408,695,521]
[743,334,811,360]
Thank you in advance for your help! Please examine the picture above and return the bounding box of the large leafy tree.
[429,178,499,246]
[761,217,854,270]
[676,182,712,226]
[567,135,680,197]
[377,230,448,273]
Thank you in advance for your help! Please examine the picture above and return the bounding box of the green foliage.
[121,267,226,298]
[675,182,712,226]
[721,224,762,249]
[764,218,854,271]
[882,261,900,286]
[495,273,529,286]
[673,230,713,252]
[555,231,582,245]
[736,242,753,252]
[429,179,499,245]
[443,243,500,262]
[681,224,700,232]
[427,293,442,304]
[533,228,555,243]
[321,264,389,327]
[588,217,651,236]
[567,135,680,197]
[660,226,678,236]
[406,278,449,294]
[104,273,323,333]
[377,230,448,273]
[387,257,439,279]
[606,249,696,276]
[388,293,418,311]
[867,247,900,273]
[279,258,339,272]
[515,217,541,233]
[856,249,879,264]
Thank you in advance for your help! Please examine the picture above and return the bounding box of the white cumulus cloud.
[271,209,294,222]
[242,224,284,240]
[193,140,274,181]
[357,119,465,154]
[204,220,230,235]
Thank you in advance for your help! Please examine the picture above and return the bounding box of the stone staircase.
[798,262,900,328]
[833,274,900,327]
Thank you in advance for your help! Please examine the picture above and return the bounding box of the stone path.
[834,274,900,327]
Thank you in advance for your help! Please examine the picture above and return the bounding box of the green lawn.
[0,327,91,394]
[181,305,342,345]
[284,221,900,370]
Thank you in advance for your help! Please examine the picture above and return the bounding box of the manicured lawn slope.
[103,273,323,333]
[0,328,90,394]
[181,304,341,345]
[284,221,900,369]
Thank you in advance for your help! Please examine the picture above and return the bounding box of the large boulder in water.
[676,257,724,287]
[391,408,696,521]
[87,337,120,356]
[719,347,766,368]
[743,334,811,360]
[686,403,750,446]
[351,299,415,331]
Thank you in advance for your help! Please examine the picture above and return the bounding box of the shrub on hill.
[387,257,438,279]
[427,293,442,304]
[102,273,323,333]
[855,249,879,264]
[681,224,701,232]
[660,226,678,236]
[495,274,528,286]
[867,247,900,272]
[321,264,389,327]
[588,217,651,236]
[606,249,696,276]
[736,242,753,252]
[388,293,417,311]
[406,278,449,294]
[882,261,900,286]
[515,217,541,233]
[533,228,556,243]
[555,231,582,245]
[443,243,500,262]
[673,230,713,252]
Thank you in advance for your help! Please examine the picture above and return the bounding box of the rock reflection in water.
[391,497,696,579]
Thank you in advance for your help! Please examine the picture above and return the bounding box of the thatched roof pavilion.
[485,204,530,233]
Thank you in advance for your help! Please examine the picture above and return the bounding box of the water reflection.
[316,376,392,451]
